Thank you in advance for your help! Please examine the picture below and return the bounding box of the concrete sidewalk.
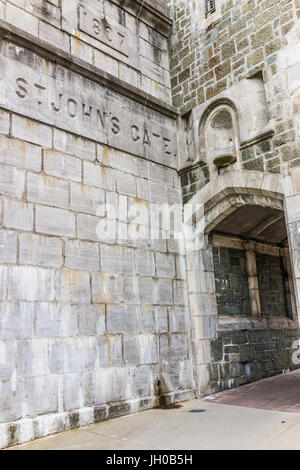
[8,371,300,450]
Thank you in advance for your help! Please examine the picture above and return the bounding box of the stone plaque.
[0,41,177,168]
[78,6,129,57]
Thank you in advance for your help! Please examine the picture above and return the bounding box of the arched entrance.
[185,171,300,396]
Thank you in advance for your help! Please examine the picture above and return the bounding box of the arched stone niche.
[199,100,240,177]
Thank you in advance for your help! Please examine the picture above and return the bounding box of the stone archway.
[184,171,300,397]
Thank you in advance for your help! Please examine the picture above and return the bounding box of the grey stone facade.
[0,0,300,449]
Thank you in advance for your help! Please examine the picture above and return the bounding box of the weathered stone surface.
[3,0,300,450]
[19,233,63,268]
[65,240,100,271]
[35,206,76,238]
[3,200,33,231]
[44,150,81,183]
[55,269,91,304]
[0,40,177,168]
[0,230,17,264]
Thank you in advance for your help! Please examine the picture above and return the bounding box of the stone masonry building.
[0,0,299,448]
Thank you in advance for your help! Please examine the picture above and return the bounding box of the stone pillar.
[280,247,297,320]
[284,167,300,323]
[186,234,217,397]
[244,240,261,315]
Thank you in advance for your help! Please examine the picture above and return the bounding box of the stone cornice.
[0,20,178,120]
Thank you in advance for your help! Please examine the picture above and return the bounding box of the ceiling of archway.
[212,205,287,245]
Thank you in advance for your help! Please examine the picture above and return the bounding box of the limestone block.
[77,304,105,336]
[3,200,33,231]
[286,194,300,223]
[155,252,176,278]
[77,213,112,243]
[92,367,130,404]
[139,305,156,333]
[107,304,141,334]
[189,292,217,317]
[194,340,212,365]
[138,276,155,304]
[17,339,50,377]
[97,335,123,367]
[160,334,188,361]
[0,379,22,423]
[84,161,116,191]
[105,191,118,220]
[149,162,175,187]
[168,306,188,333]
[5,3,39,36]
[123,276,140,304]
[35,303,78,338]
[118,62,140,88]
[53,130,96,161]
[44,150,81,183]
[148,180,168,203]
[11,115,52,148]
[48,337,97,374]
[39,21,70,52]
[70,183,105,216]
[0,301,34,340]
[94,49,119,76]
[100,244,134,275]
[0,230,17,264]
[0,165,25,199]
[24,375,59,416]
[151,235,167,253]
[19,233,63,268]
[62,372,82,411]
[0,341,16,380]
[173,280,189,306]
[154,306,168,333]
[55,269,91,304]
[8,266,56,302]
[137,178,150,200]
[139,37,169,70]
[35,205,75,237]
[0,266,8,301]
[123,334,158,365]
[27,172,69,209]
[128,197,150,226]
[65,240,100,271]
[0,135,42,171]
[116,171,137,197]
[203,316,216,340]
[24,0,61,26]
[0,110,9,135]
[287,221,300,250]
[92,272,124,304]
[292,167,300,195]
[175,255,187,280]
[195,364,210,395]
[155,278,173,305]
[188,269,215,294]
[162,357,194,391]
[135,249,155,276]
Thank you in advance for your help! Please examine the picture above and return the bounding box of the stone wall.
[213,246,251,316]
[257,254,287,316]
[0,0,172,103]
[210,327,300,390]
[166,0,300,188]
[0,0,196,449]
[166,0,300,399]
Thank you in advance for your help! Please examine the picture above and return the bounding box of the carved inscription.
[0,43,177,166]
[79,7,129,57]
